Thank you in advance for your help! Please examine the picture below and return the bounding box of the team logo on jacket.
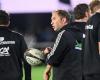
[0,47,10,56]
[85,25,93,29]
[0,37,15,56]
[75,40,82,50]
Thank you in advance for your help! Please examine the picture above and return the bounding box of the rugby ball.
[24,48,45,66]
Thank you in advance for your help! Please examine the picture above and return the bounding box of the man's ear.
[62,18,68,24]
[85,11,91,18]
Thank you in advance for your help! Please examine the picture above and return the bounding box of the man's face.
[51,12,64,31]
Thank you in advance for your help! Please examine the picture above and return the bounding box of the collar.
[57,25,68,33]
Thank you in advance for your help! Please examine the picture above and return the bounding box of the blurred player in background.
[0,10,31,80]
[71,3,90,80]
[83,0,100,80]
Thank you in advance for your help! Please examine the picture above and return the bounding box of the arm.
[43,64,52,80]
[98,23,100,55]
[98,42,100,54]
[47,30,71,66]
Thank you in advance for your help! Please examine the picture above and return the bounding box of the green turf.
[23,64,52,80]
[31,65,45,80]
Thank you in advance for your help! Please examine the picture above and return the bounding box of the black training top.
[84,13,100,75]
[47,22,86,80]
[0,27,31,80]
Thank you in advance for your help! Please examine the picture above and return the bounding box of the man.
[0,10,31,80]
[70,3,90,80]
[83,0,100,80]
[43,8,89,80]
[43,10,70,80]
[71,3,90,43]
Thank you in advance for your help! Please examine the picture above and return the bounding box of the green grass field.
[31,65,45,80]
[23,65,51,80]
[23,64,52,80]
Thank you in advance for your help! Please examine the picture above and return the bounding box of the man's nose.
[51,21,53,25]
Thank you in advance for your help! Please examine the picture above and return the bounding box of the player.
[83,0,100,80]
[0,10,31,80]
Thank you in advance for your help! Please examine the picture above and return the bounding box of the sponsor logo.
[85,25,93,29]
[75,40,82,50]
[0,41,15,45]
[0,37,15,45]
[0,37,15,56]
[0,47,10,56]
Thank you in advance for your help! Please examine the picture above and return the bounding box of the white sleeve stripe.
[47,30,65,59]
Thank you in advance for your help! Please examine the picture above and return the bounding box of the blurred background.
[0,0,92,80]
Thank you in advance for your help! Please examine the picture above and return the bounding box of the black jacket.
[0,27,31,80]
[84,13,100,74]
[47,22,86,80]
